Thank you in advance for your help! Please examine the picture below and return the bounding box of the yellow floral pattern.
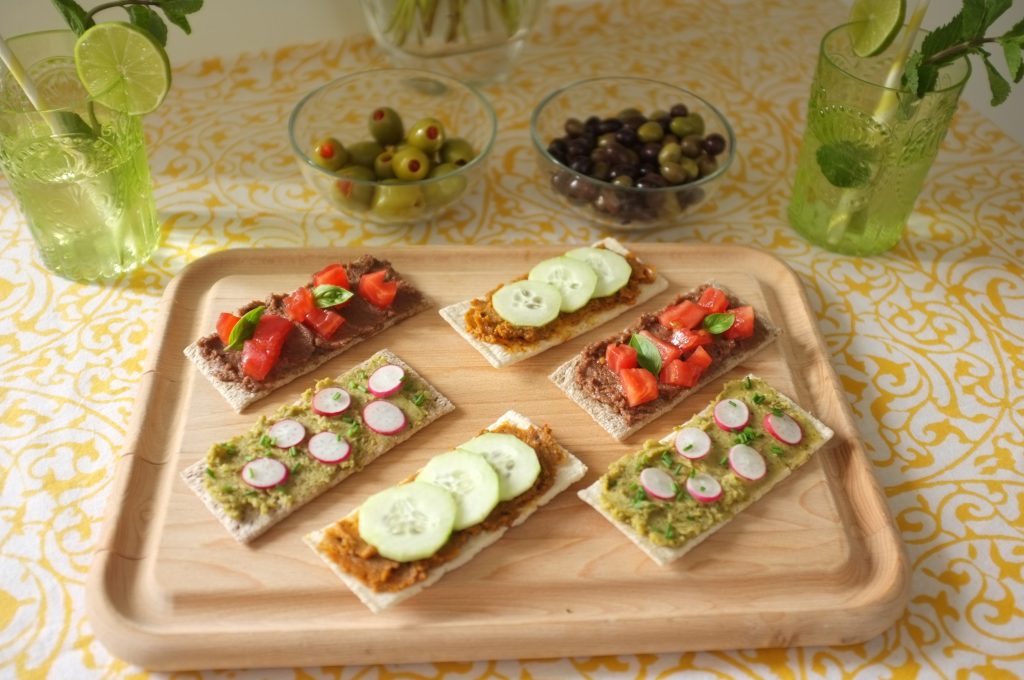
[1,0,1022,677]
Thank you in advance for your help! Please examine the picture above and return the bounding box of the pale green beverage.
[0,31,159,280]
[788,24,969,256]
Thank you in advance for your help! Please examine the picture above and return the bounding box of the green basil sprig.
[225,305,265,350]
[629,333,662,376]
[702,312,735,335]
[313,284,353,309]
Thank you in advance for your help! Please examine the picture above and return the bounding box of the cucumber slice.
[418,450,500,530]
[564,247,633,298]
[358,481,457,562]
[458,432,541,501]
[491,280,562,327]
[528,256,598,313]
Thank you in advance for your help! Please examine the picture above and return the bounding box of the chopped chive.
[720,456,728,466]
[752,393,766,405]
[205,467,216,479]
[288,446,299,457]
[412,392,426,407]
[743,376,752,389]
[771,445,784,456]
[772,407,784,417]
[683,443,694,451]
[259,434,274,448]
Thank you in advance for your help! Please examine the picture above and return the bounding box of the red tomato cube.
[657,300,707,330]
[697,287,729,314]
[216,312,240,345]
[618,368,659,407]
[313,264,350,289]
[283,286,315,323]
[358,270,398,308]
[671,328,713,354]
[250,314,293,359]
[605,343,638,372]
[305,307,345,340]
[659,358,702,388]
[722,306,755,340]
[687,345,713,371]
[240,343,275,381]
[639,330,683,364]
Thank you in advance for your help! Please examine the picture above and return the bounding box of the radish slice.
[728,444,766,481]
[307,431,352,464]
[764,412,803,445]
[241,457,289,489]
[268,419,306,448]
[686,473,723,503]
[312,387,351,417]
[674,428,712,460]
[639,467,677,500]
[367,364,405,398]
[713,399,750,432]
[362,400,407,436]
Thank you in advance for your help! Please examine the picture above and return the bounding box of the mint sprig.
[51,0,204,46]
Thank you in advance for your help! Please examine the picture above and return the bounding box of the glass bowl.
[289,68,496,224]
[529,76,735,230]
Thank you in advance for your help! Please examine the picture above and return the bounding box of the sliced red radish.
[764,412,803,445]
[639,467,677,500]
[307,431,352,464]
[713,399,750,432]
[362,400,407,436]
[241,457,289,489]
[268,419,306,448]
[312,387,351,417]
[674,427,712,460]
[728,444,766,481]
[686,473,723,503]
[367,364,405,398]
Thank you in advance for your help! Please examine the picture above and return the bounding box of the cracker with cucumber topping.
[304,410,587,613]
[181,349,454,544]
[438,237,668,368]
[578,375,834,566]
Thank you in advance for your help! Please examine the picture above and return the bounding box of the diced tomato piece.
[283,286,315,323]
[659,358,703,388]
[657,300,707,330]
[619,368,659,407]
[687,345,713,371]
[305,307,345,340]
[639,330,683,364]
[358,270,398,308]
[671,328,713,354]
[250,314,293,357]
[216,312,240,345]
[697,287,730,314]
[241,343,275,381]
[313,263,350,289]
[722,306,755,340]
[605,343,638,372]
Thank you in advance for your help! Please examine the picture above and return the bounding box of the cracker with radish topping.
[578,375,834,566]
[181,349,454,544]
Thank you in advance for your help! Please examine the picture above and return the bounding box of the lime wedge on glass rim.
[848,0,906,57]
[74,22,171,115]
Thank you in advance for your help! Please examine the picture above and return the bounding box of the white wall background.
[2,0,1021,143]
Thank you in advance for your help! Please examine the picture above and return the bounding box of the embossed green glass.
[788,24,970,256]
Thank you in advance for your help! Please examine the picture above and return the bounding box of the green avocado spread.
[599,376,828,548]
[203,353,439,519]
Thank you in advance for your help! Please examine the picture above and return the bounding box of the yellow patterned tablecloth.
[2,0,1022,677]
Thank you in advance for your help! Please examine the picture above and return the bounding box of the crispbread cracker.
[439,237,668,368]
[182,349,453,544]
[304,410,587,613]
[578,375,835,566]
[550,281,781,440]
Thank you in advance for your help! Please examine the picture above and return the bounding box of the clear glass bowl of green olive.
[289,68,496,224]
[530,77,735,230]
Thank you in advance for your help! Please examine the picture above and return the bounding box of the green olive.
[392,146,431,180]
[679,157,700,181]
[636,120,664,144]
[423,162,468,207]
[440,137,476,166]
[697,154,718,177]
[373,150,396,180]
[659,161,687,184]
[406,117,446,154]
[669,115,699,138]
[648,109,669,122]
[311,137,348,171]
[371,182,426,219]
[347,140,384,169]
[617,107,643,121]
[368,106,404,146]
[596,132,618,148]
[612,175,634,187]
[657,142,682,166]
[680,135,703,159]
[686,112,706,136]
[329,165,375,211]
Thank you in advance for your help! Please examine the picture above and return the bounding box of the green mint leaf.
[922,14,964,60]
[313,284,354,308]
[127,5,169,47]
[815,141,877,189]
[702,312,735,335]
[50,0,92,35]
[1000,38,1024,82]
[629,333,662,377]
[916,62,941,98]
[961,0,988,38]
[225,305,265,350]
[901,51,922,97]
[159,0,204,15]
[983,54,1011,105]
[1004,16,1024,40]
[981,0,1013,32]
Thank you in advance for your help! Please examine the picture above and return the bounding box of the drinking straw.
[824,0,931,246]
[0,32,75,134]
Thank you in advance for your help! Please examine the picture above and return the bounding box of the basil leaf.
[225,305,265,350]
[628,333,662,376]
[313,284,354,308]
[703,312,735,335]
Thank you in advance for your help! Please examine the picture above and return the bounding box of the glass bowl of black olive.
[289,68,497,224]
[530,76,735,229]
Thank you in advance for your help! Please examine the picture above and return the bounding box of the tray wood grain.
[87,244,909,670]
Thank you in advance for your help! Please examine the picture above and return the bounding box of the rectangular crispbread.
[578,375,835,566]
[182,349,453,544]
[438,238,668,368]
[550,280,781,441]
[304,410,588,613]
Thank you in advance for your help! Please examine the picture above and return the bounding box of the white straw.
[0,32,69,134]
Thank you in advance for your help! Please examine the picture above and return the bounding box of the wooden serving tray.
[87,244,909,670]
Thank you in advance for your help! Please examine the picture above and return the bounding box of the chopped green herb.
[259,434,274,448]
[772,407,784,417]
[246,466,256,479]
[291,463,302,474]
[771,445,784,456]
[288,446,299,458]
[332,390,343,401]
[729,399,738,407]
[660,451,675,469]
[683,443,694,451]
[205,467,215,479]
[752,393,766,405]
[220,485,236,493]
[662,524,677,540]
[734,427,761,445]
[720,455,728,466]
[743,376,752,389]
[347,420,361,438]
[412,392,426,407]
[689,468,696,478]
[245,490,258,497]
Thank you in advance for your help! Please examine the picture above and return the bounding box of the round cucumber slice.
[358,481,456,562]
[458,432,541,501]
[491,280,562,327]
[418,450,500,531]
[528,256,598,313]
[564,247,632,298]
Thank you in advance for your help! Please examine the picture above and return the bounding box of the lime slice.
[74,22,171,115]
[848,0,906,57]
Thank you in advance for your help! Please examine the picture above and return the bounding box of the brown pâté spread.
[463,249,657,350]
[315,423,567,593]
[573,284,773,426]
